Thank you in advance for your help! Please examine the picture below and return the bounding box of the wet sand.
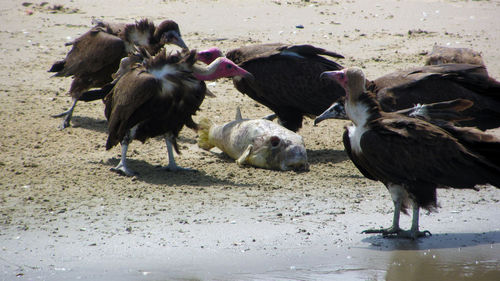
[1,0,500,280]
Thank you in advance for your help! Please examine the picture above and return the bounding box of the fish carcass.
[198,109,308,171]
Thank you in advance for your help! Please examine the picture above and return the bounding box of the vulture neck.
[345,89,382,127]
[192,60,221,81]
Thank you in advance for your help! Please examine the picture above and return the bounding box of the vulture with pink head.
[319,67,500,239]
[104,49,252,176]
[198,43,346,132]
[315,63,500,130]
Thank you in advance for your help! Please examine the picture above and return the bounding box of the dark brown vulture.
[104,50,252,176]
[315,63,500,130]
[211,43,345,132]
[425,45,485,66]
[319,68,500,239]
[49,18,188,129]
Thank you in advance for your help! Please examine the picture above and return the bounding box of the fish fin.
[236,145,253,166]
[235,107,243,120]
[197,118,214,150]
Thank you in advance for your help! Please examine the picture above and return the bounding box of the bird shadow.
[103,157,253,187]
[69,116,108,134]
[307,148,349,165]
[360,231,500,251]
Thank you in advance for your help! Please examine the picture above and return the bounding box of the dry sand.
[1,0,500,280]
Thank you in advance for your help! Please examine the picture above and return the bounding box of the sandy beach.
[1,0,500,280]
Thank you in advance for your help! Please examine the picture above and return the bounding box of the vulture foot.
[362,226,401,236]
[362,227,432,239]
[110,164,138,177]
[51,110,72,130]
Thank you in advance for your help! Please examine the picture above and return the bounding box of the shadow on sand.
[361,231,500,251]
[103,157,253,187]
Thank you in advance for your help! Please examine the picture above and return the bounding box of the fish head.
[264,136,308,171]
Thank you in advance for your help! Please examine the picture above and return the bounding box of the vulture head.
[313,96,347,125]
[320,68,368,124]
[155,20,188,50]
[196,47,223,64]
[193,57,253,81]
[321,68,366,101]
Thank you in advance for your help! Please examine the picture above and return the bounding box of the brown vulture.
[315,63,500,130]
[49,18,188,129]
[319,68,500,239]
[104,50,252,176]
[197,43,345,132]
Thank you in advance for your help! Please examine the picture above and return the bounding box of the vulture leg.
[159,134,192,172]
[52,98,78,129]
[110,134,137,177]
[362,184,403,236]
[396,205,432,239]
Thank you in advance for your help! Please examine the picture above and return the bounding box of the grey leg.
[110,134,137,176]
[362,196,402,236]
[397,205,432,239]
[159,135,191,172]
[52,98,78,129]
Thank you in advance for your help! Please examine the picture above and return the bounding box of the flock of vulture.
[49,18,500,239]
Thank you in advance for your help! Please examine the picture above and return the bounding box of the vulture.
[315,63,500,130]
[49,18,188,129]
[319,67,500,239]
[76,47,219,102]
[104,49,252,176]
[425,45,485,67]
[198,43,346,132]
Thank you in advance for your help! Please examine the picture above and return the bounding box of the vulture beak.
[314,101,347,125]
[241,70,255,81]
[162,31,188,50]
[320,70,345,82]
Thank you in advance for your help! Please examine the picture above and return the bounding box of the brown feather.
[226,43,345,131]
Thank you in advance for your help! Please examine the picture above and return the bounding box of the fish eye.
[270,136,280,147]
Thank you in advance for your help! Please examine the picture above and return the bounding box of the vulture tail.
[79,83,114,102]
[49,60,65,73]
[397,99,474,123]
[197,118,214,150]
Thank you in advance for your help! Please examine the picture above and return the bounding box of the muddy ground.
[1,0,500,280]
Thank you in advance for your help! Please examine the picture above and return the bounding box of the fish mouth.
[283,161,309,172]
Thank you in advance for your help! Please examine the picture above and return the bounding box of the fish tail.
[197,118,214,150]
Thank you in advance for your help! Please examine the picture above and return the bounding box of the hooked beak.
[314,101,348,125]
[162,31,188,50]
[320,70,344,81]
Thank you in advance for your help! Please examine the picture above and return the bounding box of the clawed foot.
[51,111,71,129]
[110,164,138,177]
[363,227,432,239]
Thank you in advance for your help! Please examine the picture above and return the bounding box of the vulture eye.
[226,64,233,69]
[270,136,280,147]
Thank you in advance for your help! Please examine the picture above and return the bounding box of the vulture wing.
[358,115,500,192]
[53,27,126,78]
[227,43,344,131]
[105,68,162,150]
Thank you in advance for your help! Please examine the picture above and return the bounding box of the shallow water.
[6,233,499,281]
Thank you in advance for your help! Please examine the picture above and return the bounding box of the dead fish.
[198,108,308,171]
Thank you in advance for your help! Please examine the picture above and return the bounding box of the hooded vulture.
[104,49,252,176]
[49,18,188,129]
[315,63,500,130]
[201,43,345,132]
[320,67,500,239]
